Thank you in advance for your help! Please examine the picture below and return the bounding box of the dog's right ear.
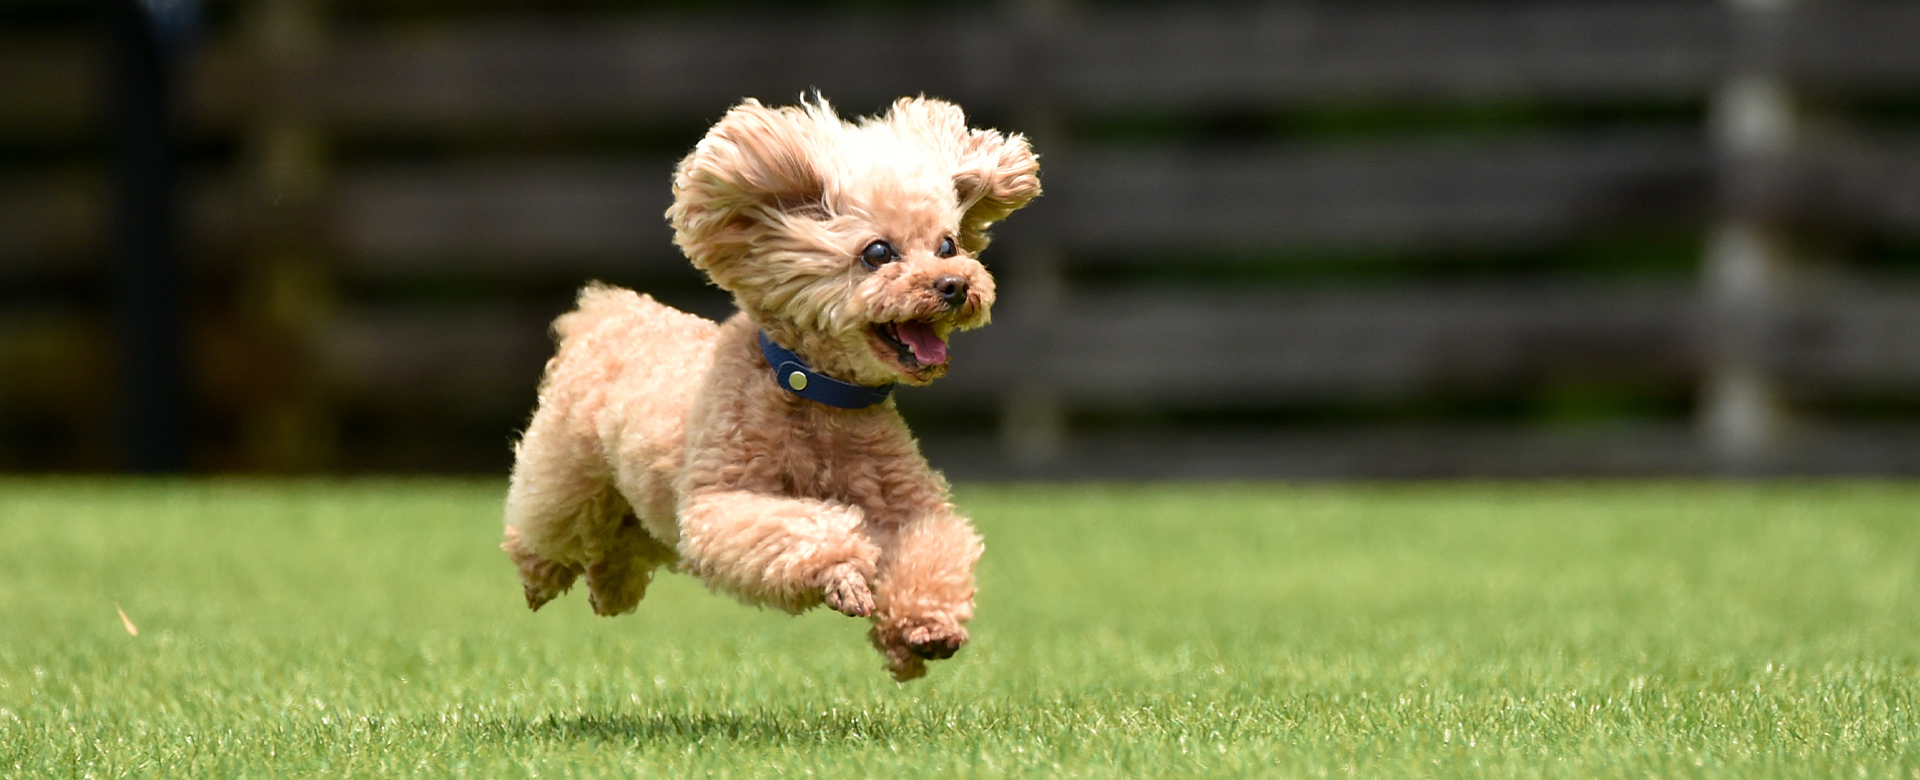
[953,129,1041,255]
[669,99,829,274]
[880,97,1042,255]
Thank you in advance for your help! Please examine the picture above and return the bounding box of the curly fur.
[503,96,1040,681]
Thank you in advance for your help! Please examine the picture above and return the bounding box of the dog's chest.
[772,407,903,516]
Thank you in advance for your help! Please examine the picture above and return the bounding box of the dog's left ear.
[885,97,1042,254]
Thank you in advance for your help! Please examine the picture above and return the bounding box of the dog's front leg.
[868,511,985,681]
[675,489,883,616]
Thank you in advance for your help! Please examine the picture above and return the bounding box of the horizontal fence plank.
[1027,132,1711,254]
[1777,280,1920,390]
[1049,2,1724,110]
[1834,138,1920,232]
[328,134,1920,272]
[0,172,262,271]
[279,16,1021,132]
[334,137,1696,268]
[0,173,102,268]
[313,280,1920,410]
[0,36,97,137]
[0,308,107,405]
[332,159,682,276]
[187,2,1920,129]
[0,309,109,469]
[923,283,1705,408]
[8,135,1920,273]
[10,3,1920,135]
[270,2,1731,128]
[926,424,1710,479]
[1788,2,1920,92]
[934,280,1920,408]
[921,422,1920,479]
[316,306,553,415]
[334,136,1716,270]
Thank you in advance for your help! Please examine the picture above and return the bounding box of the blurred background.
[5,0,1920,478]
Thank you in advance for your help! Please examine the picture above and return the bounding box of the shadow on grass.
[465,707,921,748]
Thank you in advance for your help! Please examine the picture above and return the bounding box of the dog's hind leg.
[585,512,679,616]
[504,526,580,611]
[503,401,615,611]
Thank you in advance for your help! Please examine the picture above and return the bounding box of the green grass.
[3,479,1918,777]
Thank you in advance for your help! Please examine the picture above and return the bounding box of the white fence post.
[1704,0,1800,474]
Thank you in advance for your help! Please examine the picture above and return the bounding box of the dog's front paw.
[818,562,873,618]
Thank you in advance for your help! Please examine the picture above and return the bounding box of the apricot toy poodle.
[501,96,1040,681]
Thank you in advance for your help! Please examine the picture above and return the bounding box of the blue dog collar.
[758,331,895,409]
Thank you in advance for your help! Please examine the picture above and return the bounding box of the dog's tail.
[552,281,638,343]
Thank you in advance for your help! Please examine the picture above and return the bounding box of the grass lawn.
[2,479,1917,777]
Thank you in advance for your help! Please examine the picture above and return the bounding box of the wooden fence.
[5,0,1920,476]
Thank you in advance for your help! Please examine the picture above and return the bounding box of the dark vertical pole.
[999,0,1068,472]
[107,0,195,472]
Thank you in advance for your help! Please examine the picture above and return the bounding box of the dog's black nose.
[933,275,968,308]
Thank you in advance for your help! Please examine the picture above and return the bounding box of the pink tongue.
[894,321,948,365]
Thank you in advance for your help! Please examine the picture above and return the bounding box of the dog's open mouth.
[872,320,949,370]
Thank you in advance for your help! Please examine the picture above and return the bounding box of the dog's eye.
[936,236,957,258]
[860,240,898,269]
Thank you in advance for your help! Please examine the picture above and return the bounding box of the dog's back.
[503,283,719,613]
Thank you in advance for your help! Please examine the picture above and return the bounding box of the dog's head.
[668,96,1040,386]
